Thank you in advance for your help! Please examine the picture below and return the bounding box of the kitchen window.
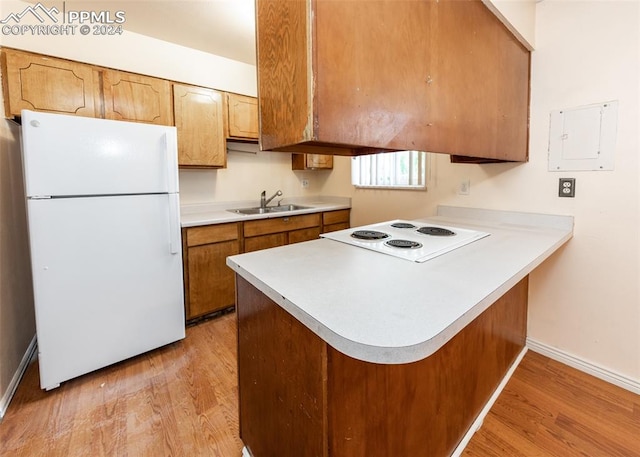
[351,150,427,190]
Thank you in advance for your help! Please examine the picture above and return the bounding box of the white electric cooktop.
[320,219,490,263]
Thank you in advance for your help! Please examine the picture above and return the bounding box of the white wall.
[345,1,640,382]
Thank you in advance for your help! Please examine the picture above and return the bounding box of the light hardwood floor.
[1,312,638,456]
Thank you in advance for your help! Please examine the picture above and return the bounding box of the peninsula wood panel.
[236,275,528,457]
[102,69,173,125]
[328,277,528,456]
[2,49,98,118]
[174,84,226,167]
[237,275,329,457]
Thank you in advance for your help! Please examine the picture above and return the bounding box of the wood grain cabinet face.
[244,213,322,252]
[292,153,333,170]
[226,93,259,140]
[256,0,530,161]
[174,84,226,168]
[322,209,350,233]
[183,223,241,320]
[101,69,173,125]
[1,49,98,118]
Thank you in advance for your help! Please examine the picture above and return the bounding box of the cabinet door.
[187,240,240,319]
[174,84,226,167]
[2,49,98,118]
[102,69,173,125]
[306,154,333,169]
[292,153,334,170]
[226,93,259,139]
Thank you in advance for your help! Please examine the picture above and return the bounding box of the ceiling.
[54,1,257,65]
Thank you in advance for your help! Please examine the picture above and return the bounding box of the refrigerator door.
[21,110,178,198]
[27,194,185,390]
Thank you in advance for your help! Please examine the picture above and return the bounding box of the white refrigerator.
[21,110,185,390]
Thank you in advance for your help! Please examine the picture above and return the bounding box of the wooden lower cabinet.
[322,209,350,233]
[236,275,528,457]
[182,223,241,320]
[183,210,349,321]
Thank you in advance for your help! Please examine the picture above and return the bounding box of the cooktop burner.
[351,230,390,240]
[385,239,422,249]
[390,222,417,229]
[417,226,456,236]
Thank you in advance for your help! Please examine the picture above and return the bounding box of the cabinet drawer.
[323,209,350,226]
[289,227,321,244]
[244,213,321,238]
[323,222,350,234]
[245,233,287,253]
[186,223,239,247]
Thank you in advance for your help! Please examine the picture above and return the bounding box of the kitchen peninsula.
[227,206,574,457]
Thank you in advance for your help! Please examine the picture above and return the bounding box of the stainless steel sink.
[228,204,309,215]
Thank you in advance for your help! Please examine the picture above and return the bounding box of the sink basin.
[228,204,309,215]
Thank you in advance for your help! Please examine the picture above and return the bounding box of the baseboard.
[527,337,640,395]
[452,346,528,457]
[0,336,37,420]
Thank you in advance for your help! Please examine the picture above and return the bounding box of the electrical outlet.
[301,178,309,189]
[558,178,575,198]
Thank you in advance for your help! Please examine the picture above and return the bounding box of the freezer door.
[27,194,185,390]
[21,110,178,197]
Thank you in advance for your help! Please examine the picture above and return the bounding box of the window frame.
[351,150,428,191]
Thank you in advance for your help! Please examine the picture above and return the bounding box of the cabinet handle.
[283,217,289,222]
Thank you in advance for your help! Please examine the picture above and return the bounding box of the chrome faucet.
[260,189,283,208]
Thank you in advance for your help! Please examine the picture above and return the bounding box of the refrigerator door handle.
[168,194,181,255]
[164,131,179,193]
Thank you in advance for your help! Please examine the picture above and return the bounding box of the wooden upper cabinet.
[256,0,530,162]
[101,69,173,125]
[1,49,98,118]
[173,84,226,168]
[226,93,259,140]
[292,153,333,170]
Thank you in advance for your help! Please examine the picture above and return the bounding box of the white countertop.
[226,206,574,364]
[180,196,351,227]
